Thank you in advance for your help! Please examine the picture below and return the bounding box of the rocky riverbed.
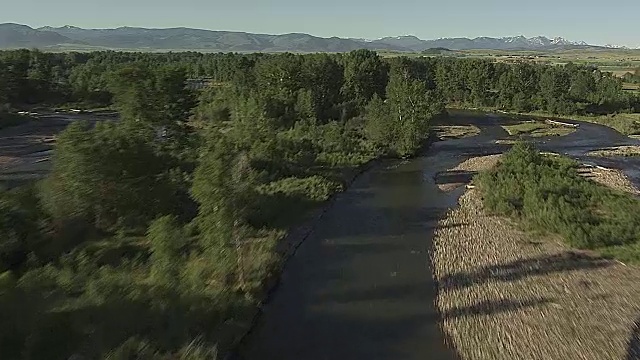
[432,155,640,360]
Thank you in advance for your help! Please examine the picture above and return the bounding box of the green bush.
[256,175,343,202]
[0,185,45,271]
[477,141,640,259]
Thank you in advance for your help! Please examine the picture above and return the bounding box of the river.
[234,110,640,360]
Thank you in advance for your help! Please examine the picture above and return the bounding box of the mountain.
[373,35,594,51]
[0,23,78,48]
[0,23,612,52]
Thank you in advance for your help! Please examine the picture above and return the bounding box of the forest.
[1,49,638,115]
[0,49,638,359]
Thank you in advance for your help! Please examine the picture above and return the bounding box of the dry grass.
[433,155,640,360]
[433,125,481,140]
[577,166,640,195]
[501,122,576,137]
[433,189,640,360]
[587,145,640,157]
[436,155,501,191]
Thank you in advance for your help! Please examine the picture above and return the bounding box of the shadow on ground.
[439,252,613,292]
[627,317,640,360]
[442,297,553,320]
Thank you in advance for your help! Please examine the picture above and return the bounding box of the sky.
[2,0,639,47]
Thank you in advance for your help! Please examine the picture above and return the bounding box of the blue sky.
[3,0,639,47]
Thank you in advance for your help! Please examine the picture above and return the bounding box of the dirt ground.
[432,155,640,360]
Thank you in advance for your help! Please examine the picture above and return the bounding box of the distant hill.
[0,23,616,52]
[0,23,79,48]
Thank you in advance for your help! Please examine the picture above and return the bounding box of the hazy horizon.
[2,0,638,48]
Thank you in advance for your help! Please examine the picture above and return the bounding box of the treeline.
[1,49,638,116]
[476,142,640,263]
[0,50,440,358]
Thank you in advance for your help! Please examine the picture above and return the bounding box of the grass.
[566,113,640,135]
[447,106,639,134]
[501,121,576,137]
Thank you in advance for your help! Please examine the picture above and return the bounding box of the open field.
[381,48,640,79]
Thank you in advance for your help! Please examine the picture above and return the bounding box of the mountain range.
[0,23,627,52]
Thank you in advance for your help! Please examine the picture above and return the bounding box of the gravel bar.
[432,155,640,360]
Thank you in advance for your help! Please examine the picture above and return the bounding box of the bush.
[477,141,640,257]
[256,175,342,202]
[0,185,45,271]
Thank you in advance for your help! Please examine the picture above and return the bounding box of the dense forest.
[1,49,638,115]
[0,49,638,359]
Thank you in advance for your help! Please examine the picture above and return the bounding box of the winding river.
[235,110,640,360]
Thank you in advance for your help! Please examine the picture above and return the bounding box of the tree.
[108,64,158,122]
[341,50,388,113]
[302,54,344,121]
[253,54,304,126]
[41,121,177,232]
[0,58,8,108]
[191,136,236,254]
[385,67,435,156]
[148,216,184,285]
[364,95,392,150]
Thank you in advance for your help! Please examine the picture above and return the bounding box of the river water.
[235,111,640,360]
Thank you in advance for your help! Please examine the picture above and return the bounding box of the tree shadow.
[439,252,612,292]
[442,297,553,320]
[0,281,245,359]
[627,317,640,360]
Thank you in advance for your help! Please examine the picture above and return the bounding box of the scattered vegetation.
[433,125,480,140]
[587,146,640,157]
[501,121,575,137]
[476,142,640,264]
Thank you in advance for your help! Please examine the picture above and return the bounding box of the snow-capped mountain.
[367,35,599,51]
[604,44,630,49]
[0,24,618,52]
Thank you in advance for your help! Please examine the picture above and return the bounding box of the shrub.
[477,141,640,256]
